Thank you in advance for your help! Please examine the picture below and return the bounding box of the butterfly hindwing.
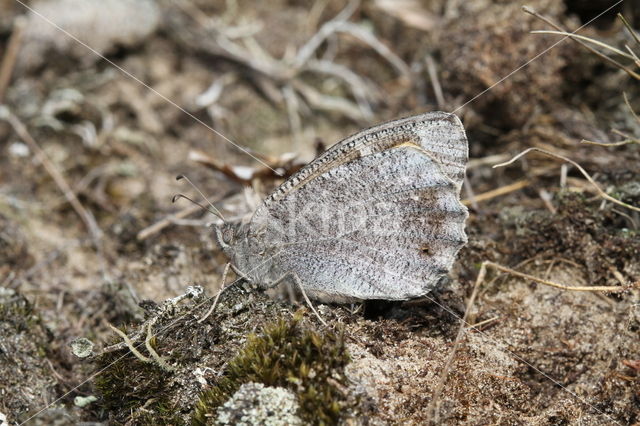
[244,112,468,301]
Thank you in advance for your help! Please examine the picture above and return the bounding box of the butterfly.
[214,112,468,303]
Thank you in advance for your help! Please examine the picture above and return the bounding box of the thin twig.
[493,147,640,213]
[462,179,530,206]
[137,204,202,241]
[612,208,638,230]
[467,153,513,170]
[486,261,629,292]
[292,79,368,121]
[0,107,104,244]
[427,254,631,423]
[426,261,486,423]
[612,128,639,140]
[609,267,629,288]
[282,84,303,146]
[625,44,640,67]
[0,17,26,104]
[295,276,328,328]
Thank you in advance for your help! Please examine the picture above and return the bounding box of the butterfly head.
[213,221,257,280]
[214,222,241,251]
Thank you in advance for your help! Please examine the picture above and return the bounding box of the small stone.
[18,0,160,71]
[215,382,302,426]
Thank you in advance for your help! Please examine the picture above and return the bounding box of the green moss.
[193,312,353,425]
[93,334,183,425]
[0,292,42,331]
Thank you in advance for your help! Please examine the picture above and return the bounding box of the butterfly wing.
[246,112,468,301]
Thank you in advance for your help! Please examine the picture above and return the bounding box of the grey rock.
[18,0,160,71]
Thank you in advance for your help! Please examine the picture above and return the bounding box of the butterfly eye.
[223,228,234,244]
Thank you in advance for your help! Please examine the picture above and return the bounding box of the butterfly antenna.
[175,175,226,222]
[172,193,225,222]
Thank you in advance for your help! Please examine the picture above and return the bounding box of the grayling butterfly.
[214,111,468,302]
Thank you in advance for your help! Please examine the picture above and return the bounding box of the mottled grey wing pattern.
[246,112,468,301]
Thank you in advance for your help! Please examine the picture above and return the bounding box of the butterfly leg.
[267,272,328,327]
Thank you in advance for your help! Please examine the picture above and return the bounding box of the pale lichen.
[215,382,302,426]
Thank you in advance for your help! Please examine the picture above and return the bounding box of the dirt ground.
[1,0,639,425]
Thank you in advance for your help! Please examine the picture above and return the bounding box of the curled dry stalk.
[180,0,410,125]
[107,322,175,372]
[494,147,640,213]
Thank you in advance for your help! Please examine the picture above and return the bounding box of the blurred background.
[1,0,639,424]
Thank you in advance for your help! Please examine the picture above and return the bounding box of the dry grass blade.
[618,13,640,46]
[525,6,640,80]
[625,45,640,68]
[623,92,640,124]
[485,261,630,292]
[531,30,635,59]
[425,55,444,108]
[494,147,640,213]
[292,79,368,121]
[581,138,639,147]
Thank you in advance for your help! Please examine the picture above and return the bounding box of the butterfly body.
[215,111,468,302]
